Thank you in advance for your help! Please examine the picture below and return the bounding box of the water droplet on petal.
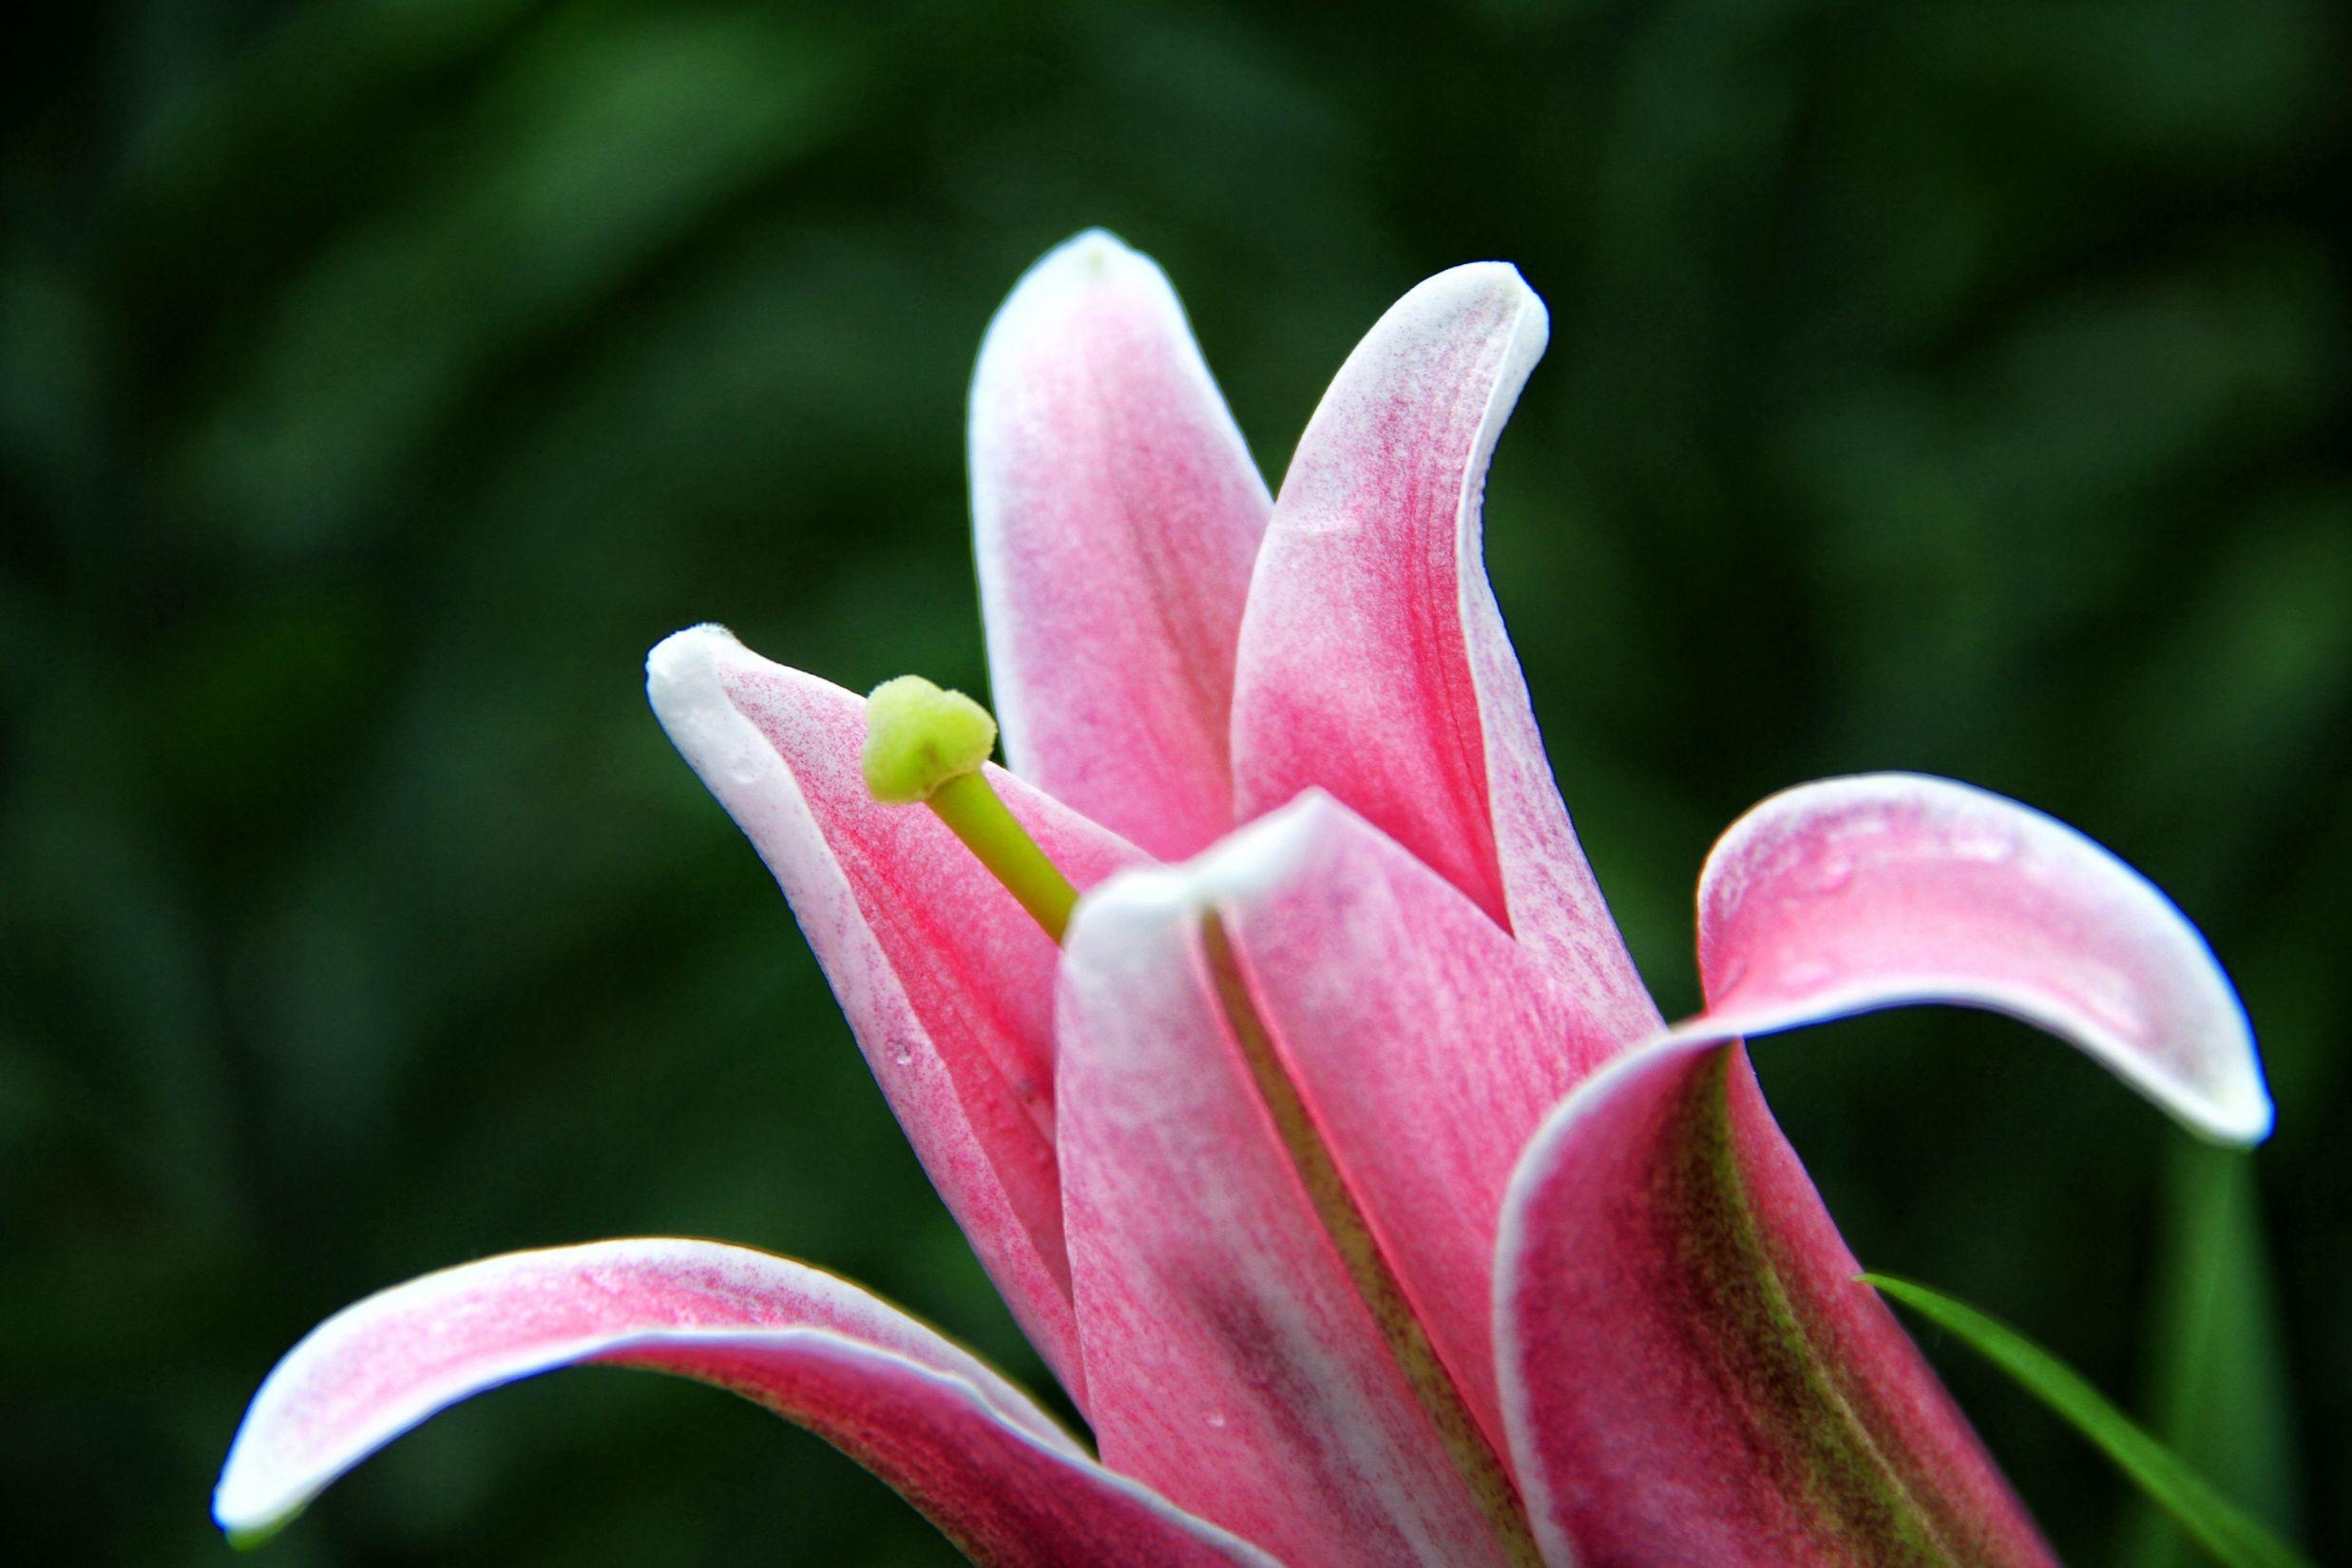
[890,1049,914,1068]
[1808,852,1855,894]
[2073,966,2147,1038]
[1949,826,2020,864]
[1204,1411,1228,1430]
[1782,958,1839,989]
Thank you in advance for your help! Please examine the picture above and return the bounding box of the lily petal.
[1210,792,1616,1454]
[1494,775,2267,1567]
[216,1240,1277,1567]
[1231,263,1654,1041]
[1057,813,1523,1568]
[970,230,1272,860]
[1496,1042,2058,1568]
[647,626,1147,1403]
[1696,773,2270,1142]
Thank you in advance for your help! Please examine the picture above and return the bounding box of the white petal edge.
[1694,773,2271,1144]
[214,1239,1281,1567]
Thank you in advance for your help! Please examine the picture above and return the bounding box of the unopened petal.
[971,230,1272,860]
[648,626,1148,1401]
[216,1240,1276,1567]
[1231,263,1654,1042]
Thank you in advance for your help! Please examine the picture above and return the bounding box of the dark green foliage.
[2,2,2344,1563]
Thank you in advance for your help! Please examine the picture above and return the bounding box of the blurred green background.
[4,1,2346,1563]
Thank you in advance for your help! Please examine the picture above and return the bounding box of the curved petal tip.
[980,231,1177,373]
[1025,228,1147,285]
[1694,773,2272,1146]
[645,621,741,727]
[212,1240,1080,1547]
[969,228,1269,860]
[1382,261,1547,361]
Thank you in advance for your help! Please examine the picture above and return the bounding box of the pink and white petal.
[1494,774,2271,1565]
[1057,821,1522,1568]
[1696,773,2270,1142]
[1230,263,1654,1042]
[1495,1042,2057,1568]
[648,626,1148,1403]
[1496,1043,2051,1568]
[970,230,1272,860]
[215,1240,1276,1567]
[1209,793,1616,1454]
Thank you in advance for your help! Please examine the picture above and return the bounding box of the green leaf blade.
[1861,1273,2313,1568]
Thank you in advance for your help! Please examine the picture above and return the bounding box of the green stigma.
[862,676,1079,942]
[862,675,1001,803]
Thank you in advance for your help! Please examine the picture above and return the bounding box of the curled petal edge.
[215,1239,1277,1567]
[1231,261,1656,1045]
[1695,772,2270,1145]
[1496,773,2270,1566]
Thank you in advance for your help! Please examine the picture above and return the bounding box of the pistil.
[862,676,1079,941]
[867,675,1539,1557]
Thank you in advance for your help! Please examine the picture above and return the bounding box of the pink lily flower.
[215,233,2272,1567]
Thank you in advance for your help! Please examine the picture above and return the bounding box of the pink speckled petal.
[971,231,1272,860]
[1056,810,1520,1568]
[1495,1042,2058,1568]
[1697,773,2269,1142]
[647,626,1148,1404]
[1231,264,1654,1042]
[1211,793,1617,1456]
[215,1240,1277,1567]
